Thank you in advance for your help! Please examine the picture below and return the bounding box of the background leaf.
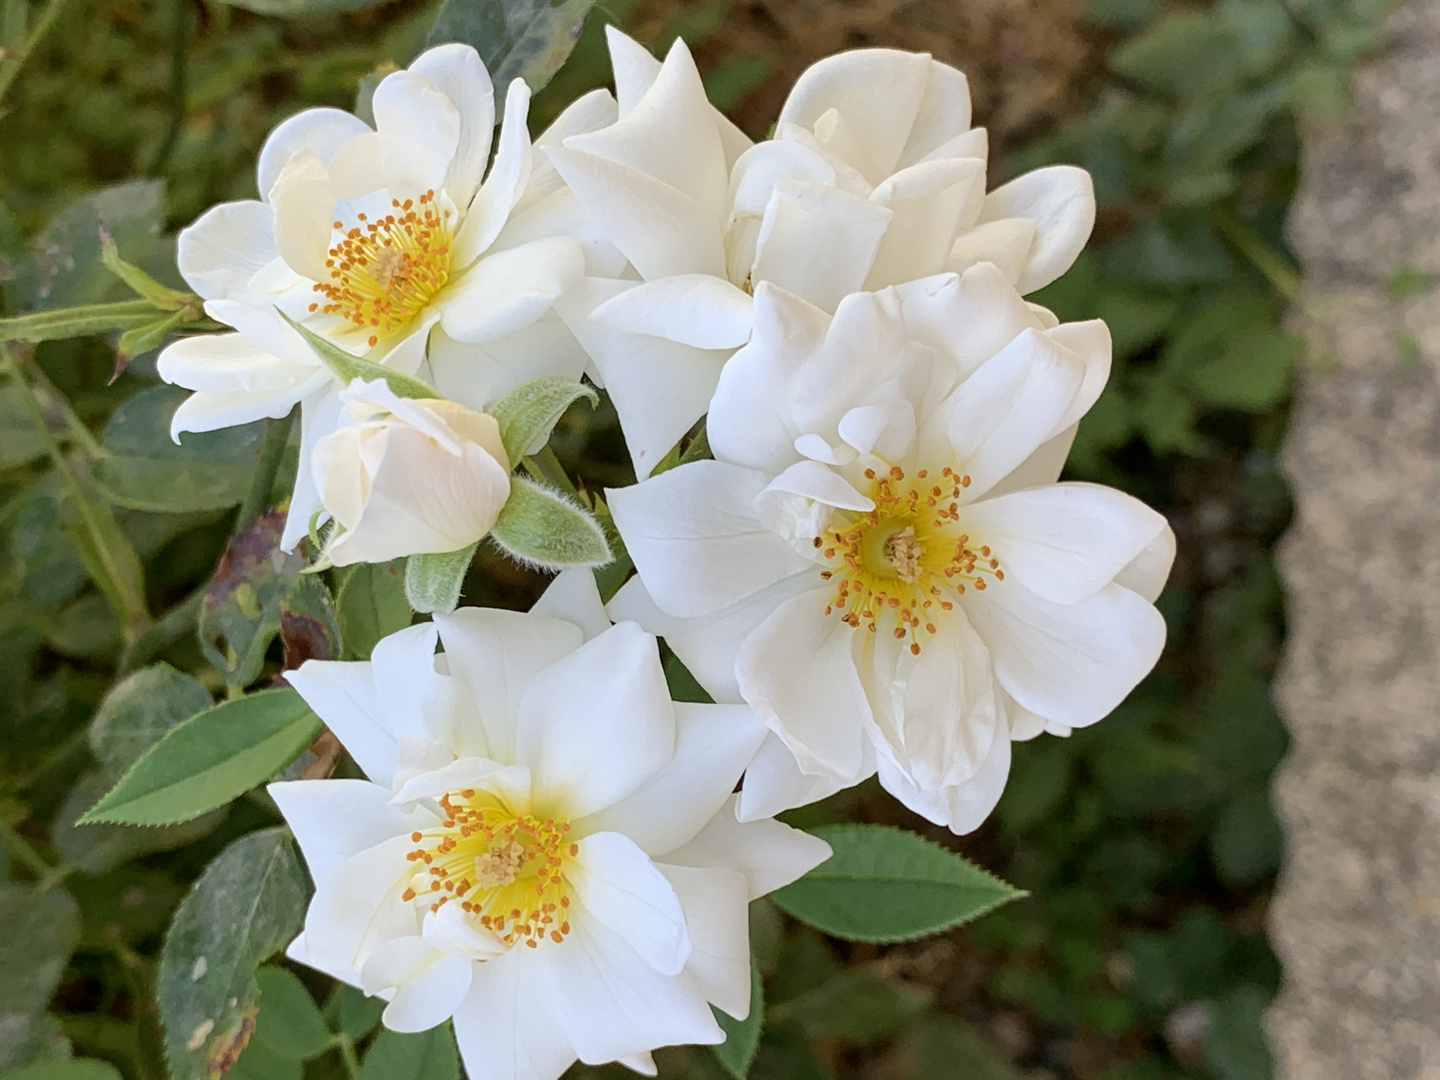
[250,966,331,1062]
[157,828,307,1080]
[81,688,320,826]
[88,663,212,782]
[488,375,597,466]
[770,824,1023,943]
[711,955,763,1079]
[0,886,79,1071]
[335,560,410,659]
[360,1026,460,1080]
[427,0,594,93]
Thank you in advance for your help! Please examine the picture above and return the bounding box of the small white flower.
[548,29,1096,476]
[606,265,1174,834]
[271,571,829,1080]
[312,380,511,566]
[159,44,618,548]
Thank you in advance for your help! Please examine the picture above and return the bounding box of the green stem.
[149,0,189,175]
[0,0,71,109]
[535,444,581,501]
[234,413,292,533]
[335,1034,363,1080]
[116,584,204,676]
[11,349,103,456]
[3,346,149,635]
[1211,206,1302,302]
[0,818,51,880]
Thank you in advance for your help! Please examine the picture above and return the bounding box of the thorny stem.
[0,0,71,108]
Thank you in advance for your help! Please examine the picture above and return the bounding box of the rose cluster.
[159,31,1174,1080]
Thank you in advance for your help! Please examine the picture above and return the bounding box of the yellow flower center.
[403,788,575,950]
[309,190,453,348]
[817,465,1003,654]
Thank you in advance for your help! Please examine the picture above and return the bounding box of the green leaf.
[427,0,594,94]
[1210,787,1282,888]
[200,510,309,687]
[1203,985,1272,1080]
[52,771,222,875]
[405,543,478,615]
[748,1029,833,1080]
[711,955,762,1079]
[886,1018,1022,1080]
[12,181,166,311]
[1185,330,1298,410]
[769,824,1023,943]
[224,1037,301,1080]
[336,560,410,658]
[277,312,436,399]
[326,985,384,1043]
[0,1062,125,1080]
[251,966,331,1061]
[361,1027,460,1080]
[0,385,48,470]
[99,231,194,310]
[769,967,930,1043]
[80,688,321,826]
[157,828,307,1080]
[1109,10,1241,98]
[489,477,611,571]
[0,885,79,1071]
[92,385,268,512]
[89,663,213,781]
[488,375,598,466]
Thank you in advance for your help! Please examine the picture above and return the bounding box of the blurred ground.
[1271,0,1440,1073]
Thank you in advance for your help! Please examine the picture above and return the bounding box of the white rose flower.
[311,379,511,567]
[605,265,1174,834]
[547,29,1095,476]
[272,571,829,1080]
[158,43,619,548]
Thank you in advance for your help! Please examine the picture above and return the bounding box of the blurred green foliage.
[0,0,1406,1076]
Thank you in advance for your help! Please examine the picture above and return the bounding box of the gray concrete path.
[1269,2,1440,1075]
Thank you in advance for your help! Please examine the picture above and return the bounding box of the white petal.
[269,778,438,885]
[659,864,751,1018]
[373,68,462,197]
[453,78,533,267]
[619,1052,658,1076]
[590,274,753,350]
[438,236,584,344]
[327,132,387,201]
[556,278,727,478]
[164,379,314,439]
[897,262,1045,381]
[707,283,830,475]
[606,26,662,116]
[962,483,1173,605]
[864,157,986,291]
[516,622,675,818]
[158,331,310,396]
[607,460,814,619]
[663,794,833,898]
[453,949,576,1080]
[566,37,727,221]
[525,89,619,211]
[361,937,473,1032]
[433,607,584,764]
[965,581,1166,729]
[570,831,691,976]
[545,147,726,280]
[735,731,856,822]
[370,623,471,750]
[282,386,344,551]
[424,902,508,961]
[980,165,1096,294]
[987,424,1076,497]
[425,316,590,415]
[778,49,935,182]
[605,574,817,705]
[177,201,279,301]
[268,150,336,283]
[258,107,370,204]
[1043,319,1112,433]
[761,460,872,511]
[735,590,871,780]
[543,920,723,1063]
[897,61,974,168]
[303,834,418,978]
[947,218,1037,285]
[409,43,496,209]
[531,568,611,641]
[876,709,1012,835]
[942,328,1085,499]
[286,658,400,787]
[752,181,891,313]
[576,702,768,855]
[1115,525,1176,603]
